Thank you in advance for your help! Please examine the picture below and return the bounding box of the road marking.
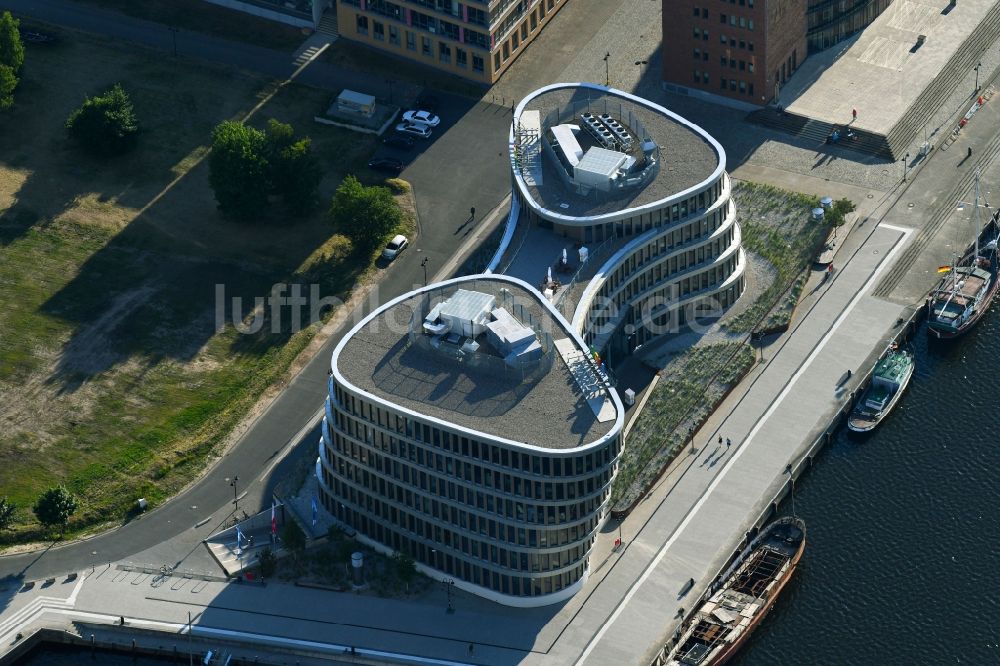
[574,225,911,665]
[67,571,86,605]
[880,222,912,232]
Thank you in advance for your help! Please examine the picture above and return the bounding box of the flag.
[271,501,277,536]
[937,265,951,273]
[311,497,318,527]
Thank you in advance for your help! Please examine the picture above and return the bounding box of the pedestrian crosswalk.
[292,32,336,69]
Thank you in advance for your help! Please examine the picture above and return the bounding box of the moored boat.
[664,516,806,666]
[927,171,1000,340]
[847,346,914,433]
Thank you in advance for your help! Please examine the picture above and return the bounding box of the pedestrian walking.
[468,643,475,656]
[847,369,852,379]
[726,438,732,449]
[717,435,722,446]
[119,616,125,626]
[968,146,973,158]
[852,108,857,120]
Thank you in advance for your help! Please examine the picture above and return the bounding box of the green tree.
[257,546,277,578]
[0,63,16,111]
[65,84,139,156]
[265,120,321,215]
[0,11,24,74]
[33,486,78,534]
[208,119,321,220]
[826,197,856,228]
[0,496,16,531]
[392,551,416,592]
[209,120,268,219]
[329,176,402,254]
[280,520,307,561]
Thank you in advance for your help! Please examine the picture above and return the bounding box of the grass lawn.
[0,31,392,543]
[73,0,307,51]
[611,181,835,511]
[724,181,830,333]
[611,343,754,510]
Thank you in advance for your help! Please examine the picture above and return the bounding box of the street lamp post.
[444,578,455,613]
[603,52,611,87]
[421,257,429,287]
[901,153,910,182]
[975,61,982,92]
[229,475,239,514]
[168,27,179,57]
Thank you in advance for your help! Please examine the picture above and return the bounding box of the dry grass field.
[0,32,392,541]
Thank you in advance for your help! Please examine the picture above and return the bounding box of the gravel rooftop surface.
[521,87,719,218]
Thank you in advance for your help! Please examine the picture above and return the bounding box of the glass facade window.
[318,273,623,606]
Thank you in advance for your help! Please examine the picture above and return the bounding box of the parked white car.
[395,123,433,139]
[402,110,441,127]
[382,234,409,260]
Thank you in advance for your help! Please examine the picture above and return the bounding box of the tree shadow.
[39,199,348,392]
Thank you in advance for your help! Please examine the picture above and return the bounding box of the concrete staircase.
[883,0,1000,159]
[292,9,339,68]
[748,1,1000,160]
[317,9,339,37]
[746,108,892,159]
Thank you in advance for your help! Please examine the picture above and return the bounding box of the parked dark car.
[368,157,404,174]
[382,134,415,150]
[416,93,440,113]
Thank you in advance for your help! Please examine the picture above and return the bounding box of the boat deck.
[931,267,989,308]
[731,547,790,598]
[666,519,804,665]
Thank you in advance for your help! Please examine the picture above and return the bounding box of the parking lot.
[371,91,514,284]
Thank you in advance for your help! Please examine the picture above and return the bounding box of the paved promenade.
[783,0,996,135]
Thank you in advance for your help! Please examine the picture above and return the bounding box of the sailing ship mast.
[974,169,981,262]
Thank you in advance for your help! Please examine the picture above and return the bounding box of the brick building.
[662,0,892,106]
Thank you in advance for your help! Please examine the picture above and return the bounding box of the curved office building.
[506,83,745,362]
[317,274,624,607]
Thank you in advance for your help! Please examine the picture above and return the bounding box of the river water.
[737,308,1000,664]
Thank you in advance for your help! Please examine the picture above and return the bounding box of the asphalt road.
[0,1,513,581]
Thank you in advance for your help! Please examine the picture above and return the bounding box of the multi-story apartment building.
[317,275,624,606]
[662,0,892,106]
[337,0,571,84]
